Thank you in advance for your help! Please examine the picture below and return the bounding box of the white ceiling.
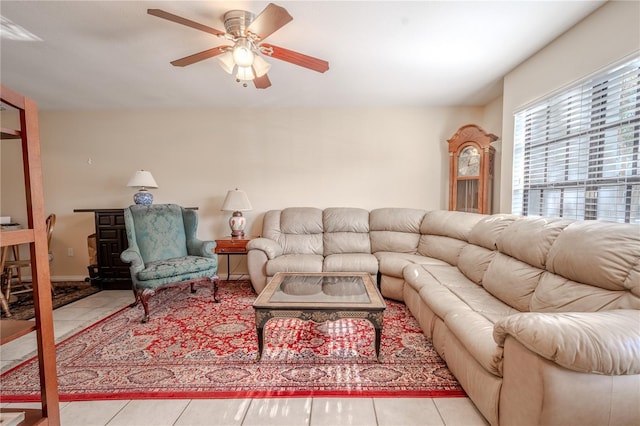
[0,1,605,110]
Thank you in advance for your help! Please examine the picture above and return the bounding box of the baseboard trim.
[226,274,250,281]
[52,275,88,282]
[21,275,88,282]
[26,274,247,283]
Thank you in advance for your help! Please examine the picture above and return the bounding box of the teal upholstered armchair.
[120,204,219,322]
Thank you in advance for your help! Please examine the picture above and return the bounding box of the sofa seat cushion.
[406,264,518,321]
[405,264,518,376]
[444,308,505,377]
[266,254,324,275]
[138,256,216,281]
[376,252,449,278]
[323,253,379,274]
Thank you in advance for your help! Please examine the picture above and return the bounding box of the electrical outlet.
[67,248,74,257]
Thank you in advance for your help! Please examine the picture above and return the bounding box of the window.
[512,56,640,224]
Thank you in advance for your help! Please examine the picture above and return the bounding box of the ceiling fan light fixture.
[217,51,235,74]
[232,38,255,67]
[252,55,271,77]
[149,4,329,89]
[236,66,255,81]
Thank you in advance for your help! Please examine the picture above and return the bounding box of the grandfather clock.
[448,124,498,214]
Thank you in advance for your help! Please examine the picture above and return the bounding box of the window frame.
[512,55,640,224]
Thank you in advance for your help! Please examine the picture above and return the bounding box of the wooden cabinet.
[448,124,498,214]
[95,210,130,287]
[74,209,131,290]
[1,85,60,425]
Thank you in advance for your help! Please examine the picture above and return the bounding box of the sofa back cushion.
[531,272,640,312]
[482,253,544,312]
[370,208,426,253]
[468,214,518,250]
[496,216,573,269]
[473,217,574,311]
[457,244,497,286]
[418,210,484,265]
[323,208,371,255]
[531,221,640,312]
[262,208,324,255]
[453,214,517,288]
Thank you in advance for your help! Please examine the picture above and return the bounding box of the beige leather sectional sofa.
[246,207,640,426]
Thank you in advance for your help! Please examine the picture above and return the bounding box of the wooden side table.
[215,236,252,280]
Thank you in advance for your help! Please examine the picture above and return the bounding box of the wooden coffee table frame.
[253,272,386,361]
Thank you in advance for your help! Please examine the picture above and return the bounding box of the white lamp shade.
[236,66,255,81]
[253,55,271,77]
[221,189,252,212]
[127,170,158,189]
[217,51,235,74]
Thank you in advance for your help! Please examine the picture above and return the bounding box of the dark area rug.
[1,281,101,320]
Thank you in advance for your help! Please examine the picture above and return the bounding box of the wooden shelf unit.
[0,320,36,345]
[1,127,21,139]
[1,85,60,425]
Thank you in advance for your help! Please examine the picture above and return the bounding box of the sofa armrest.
[247,237,283,260]
[494,310,640,375]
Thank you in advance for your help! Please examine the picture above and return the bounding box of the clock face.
[457,146,480,177]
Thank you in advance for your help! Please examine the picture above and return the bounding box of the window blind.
[513,56,640,224]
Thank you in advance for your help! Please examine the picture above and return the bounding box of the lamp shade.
[236,66,255,81]
[252,55,271,78]
[127,170,158,189]
[217,51,235,74]
[221,189,252,212]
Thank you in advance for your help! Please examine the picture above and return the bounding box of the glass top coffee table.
[253,272,386,361]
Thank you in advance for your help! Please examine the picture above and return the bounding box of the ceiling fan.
[147,3,329,89]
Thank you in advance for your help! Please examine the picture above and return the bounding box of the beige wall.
[500,0,640,212]
[482,95,504,213]
[3,106,498,279]
[7,1,634,279]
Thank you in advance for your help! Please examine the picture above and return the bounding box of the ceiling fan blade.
[246,3,293,41]
[148,9,226,36]
[170,47,227,67]
[261,43,329,73]
[254,74,272,89]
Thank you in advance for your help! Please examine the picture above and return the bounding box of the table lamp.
[127,170,158,205]
[221,188,252,237]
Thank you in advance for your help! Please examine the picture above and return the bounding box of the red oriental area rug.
[0,281,465,401]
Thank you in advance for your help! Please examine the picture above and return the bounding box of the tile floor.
[1,290,488,426]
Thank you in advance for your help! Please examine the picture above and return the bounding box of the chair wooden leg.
[130,286,139,308]
[211,276,220,303]
[0,290,11,318]
[190,282,196,293]
[4,272,11,303]
[139,289,155,323]
[0,272,9,317]
[131,287,154,322]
